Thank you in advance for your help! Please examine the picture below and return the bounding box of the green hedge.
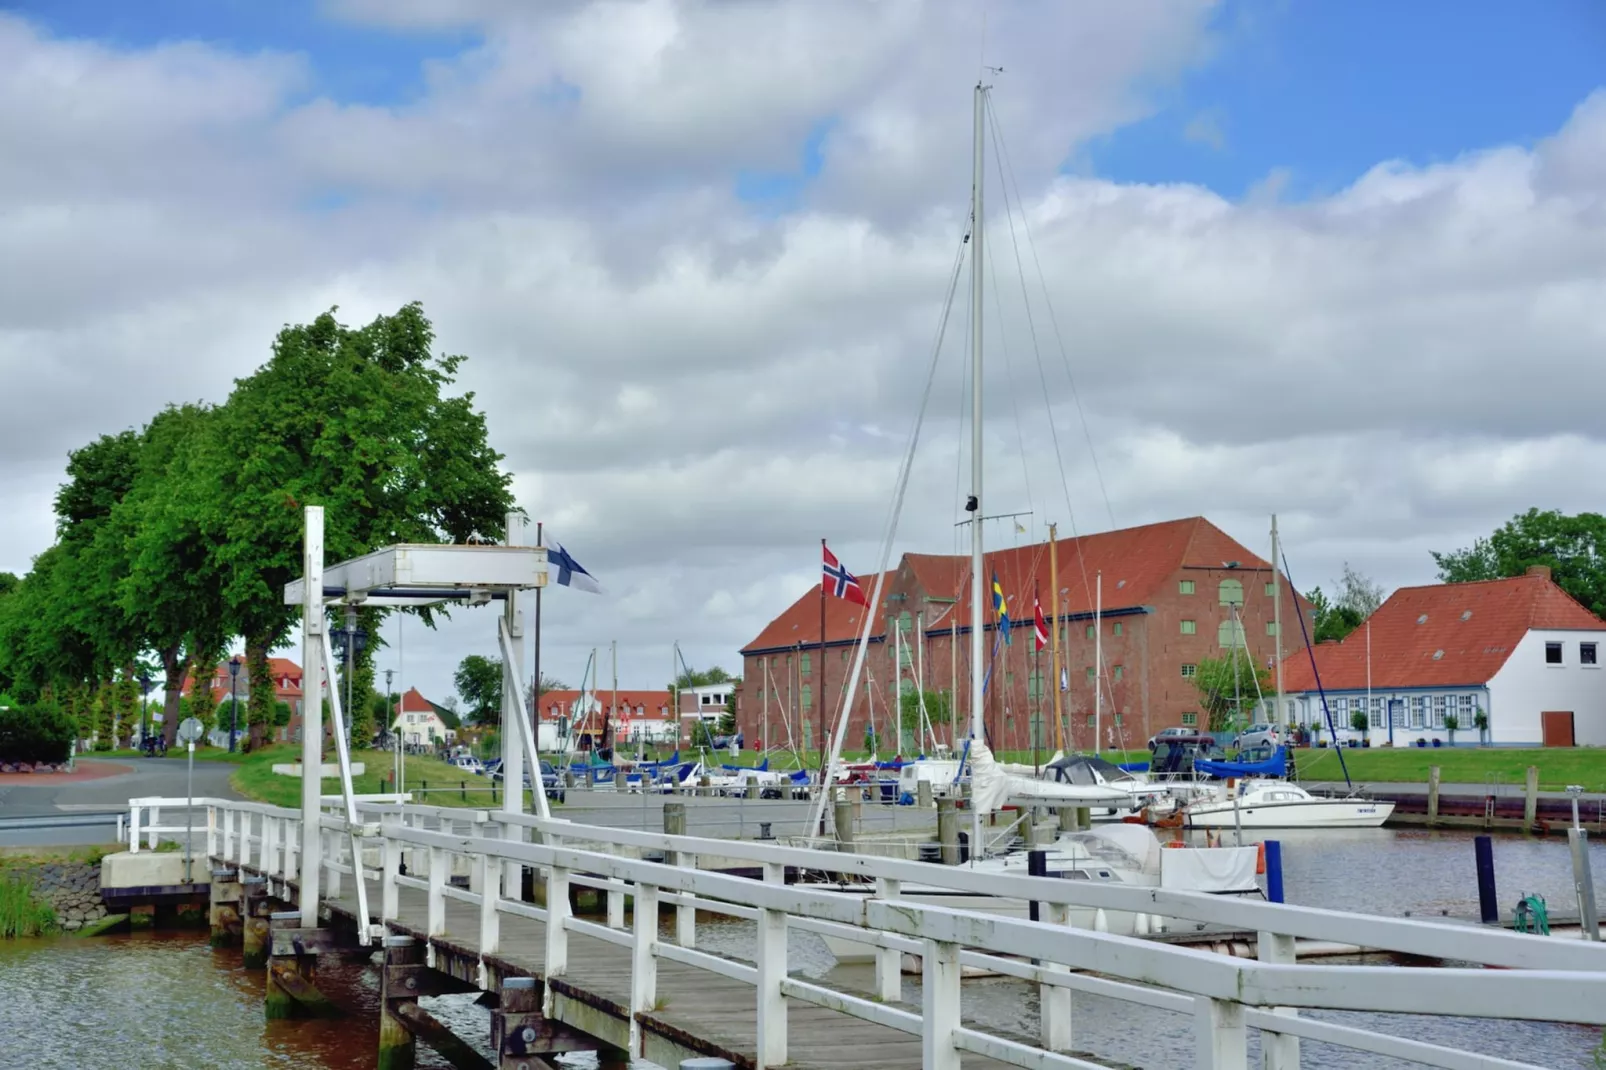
[0,704,77,764]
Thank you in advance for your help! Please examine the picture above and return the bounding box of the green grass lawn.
[229,744,540,810]
[93,746,252,763]
[1289,745,1606,792]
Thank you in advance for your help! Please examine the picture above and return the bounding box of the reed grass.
[0,876,57,938]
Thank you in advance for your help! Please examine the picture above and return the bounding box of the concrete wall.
[1490,629,1606,745]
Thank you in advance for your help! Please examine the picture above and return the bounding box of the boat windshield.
[1047,755,1140,787]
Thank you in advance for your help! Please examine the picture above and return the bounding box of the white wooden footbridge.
[118,509,1606,1069]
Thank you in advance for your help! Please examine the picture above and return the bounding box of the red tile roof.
[1281,572,1606,691]
[739,572,893,652]
[740,518,1276,652]
[398,687,436,714]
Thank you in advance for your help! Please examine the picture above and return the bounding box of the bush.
[0,703,77,764]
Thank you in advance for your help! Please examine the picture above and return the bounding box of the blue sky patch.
[5,0,481,106]
[1086,0,1606,200]
[734,116,835,214]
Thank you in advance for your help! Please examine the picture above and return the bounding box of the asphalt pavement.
[0,756,242,846]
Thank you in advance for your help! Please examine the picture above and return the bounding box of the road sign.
[177,717,206,744]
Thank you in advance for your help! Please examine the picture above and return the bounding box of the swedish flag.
[991,572,1012,644]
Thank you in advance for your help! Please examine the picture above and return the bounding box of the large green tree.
[200,303,513,748]
[1432,508,1606,616]
[1192,655,1271,733]
[454,655,504,725]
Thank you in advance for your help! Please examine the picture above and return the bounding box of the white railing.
[125,795,1606,1070]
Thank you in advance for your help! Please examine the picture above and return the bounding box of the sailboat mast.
[967,80,987,861]
[1050,523,1063,752]
[1272,514,1284,728]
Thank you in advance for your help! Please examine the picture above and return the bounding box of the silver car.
[1236,722,1281,751]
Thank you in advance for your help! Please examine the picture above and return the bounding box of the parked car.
[1147,725,1196,752]
[1236,722,1280,752]
[539,760,565,803]
[451,755,485,776]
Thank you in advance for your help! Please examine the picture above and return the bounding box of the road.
[0,756,242,846]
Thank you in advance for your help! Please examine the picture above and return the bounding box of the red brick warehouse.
[737,517,1312,754]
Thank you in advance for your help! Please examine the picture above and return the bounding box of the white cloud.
[2,7,1604,708]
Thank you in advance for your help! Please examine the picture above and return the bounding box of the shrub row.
[0,704,77,764]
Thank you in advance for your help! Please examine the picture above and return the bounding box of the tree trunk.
[345,606,381,749]
[116,666,138,748]
[246,637,272,752]
[161,644,189,748]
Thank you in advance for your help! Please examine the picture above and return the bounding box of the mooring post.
[937,797,959,865]
[833,795,855,851]
[1570,829,1601,942]
[1058,802,1075,832]
[917,779,934,810]
[1264,840,1285,904]
[1524,766,1540,830]
[379,935,420,1070]
[209,867,242,948]
[1474,835,1499,924]
[491,976,537,1068]
[265,909,336,1020]
[1427,765,1442,826]
[1027,849,1046,923]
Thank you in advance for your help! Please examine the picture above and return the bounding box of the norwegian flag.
[1033,595,1049,652]
[823,543,869,607]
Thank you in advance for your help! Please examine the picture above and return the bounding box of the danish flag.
[822,544,869,607]
[1033,595,1049,652]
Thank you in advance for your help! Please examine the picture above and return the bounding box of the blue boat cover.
[1193,746,1288,779]
[1117,761,1151,773]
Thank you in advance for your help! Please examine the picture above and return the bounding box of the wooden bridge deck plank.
[311,874,1019,1070]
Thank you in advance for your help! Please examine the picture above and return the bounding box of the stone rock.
[63,919,82,931]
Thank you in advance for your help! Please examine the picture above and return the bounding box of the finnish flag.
[546,538,602,594]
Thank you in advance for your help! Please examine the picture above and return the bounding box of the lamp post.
[331,612,368,743]
[228,656,241,752]
[137,671,153,751]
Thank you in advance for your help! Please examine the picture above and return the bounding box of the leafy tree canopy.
[1191,655,1270,733]
[1432,508,1606,617]
[454,655,504,725]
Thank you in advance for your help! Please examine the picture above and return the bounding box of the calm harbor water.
[0,828,1601,1069]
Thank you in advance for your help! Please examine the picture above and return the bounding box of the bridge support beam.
[379,936,420,1070]
[265,911,337,1020]
[209,867,242,949]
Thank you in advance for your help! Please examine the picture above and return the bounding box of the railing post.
[608,882,626,929]
[1040,902,1073,1051]
[544,864,570,1018]
[206,805,219,860]
[381,835,400,922]
[874,877,901,1002]
[479,850,501,959]
[427,846,446,944]
[284,816,298,881]
[921,938,962,1070]
[264,818,279,878]
[147,806,160,850]
[326,827,344,899]
[221,808,233,862]
[130,804,142,855]
[1194,995,1248,1069]
[665,802,695,947]
[629,882,660,1058]
[1257,931,1300,1069]
[755,862,787,1070]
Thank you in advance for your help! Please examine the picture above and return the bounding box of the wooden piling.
[834,797,856,850]
[663,801,687,838]
[263,912,299,1019]
[379,935,420,1070]
[1058,803,1076,832]
[917,779,934,810]
[1427,766,1442,827]
[1524,767,1540,830]
[265,910,337,1019]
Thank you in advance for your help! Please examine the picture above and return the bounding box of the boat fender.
[1256,842,1266,875]
[1163,839,1186,848]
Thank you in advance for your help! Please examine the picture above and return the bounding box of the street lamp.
[331,611,368,740]
[228,656,241,752]
[137,671,153,751]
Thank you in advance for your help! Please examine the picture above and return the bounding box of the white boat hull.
[1185,799,1394,829]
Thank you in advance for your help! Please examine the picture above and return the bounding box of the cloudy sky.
[3,0,1604,705]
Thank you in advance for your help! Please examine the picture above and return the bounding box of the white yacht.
[1183,779,1394,829]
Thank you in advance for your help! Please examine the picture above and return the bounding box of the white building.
[391,687,456,746]
[680,682,735,740]
[1281,567,1606,747]
[536,689,677,751]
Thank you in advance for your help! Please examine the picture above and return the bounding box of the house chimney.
[1526,565,1552,581]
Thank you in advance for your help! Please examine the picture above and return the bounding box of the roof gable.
[1282,573,1606,691]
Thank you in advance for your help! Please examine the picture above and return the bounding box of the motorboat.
[813,823,1263,964]
[1183,778,1394,829]
[1036,753,1153,819]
